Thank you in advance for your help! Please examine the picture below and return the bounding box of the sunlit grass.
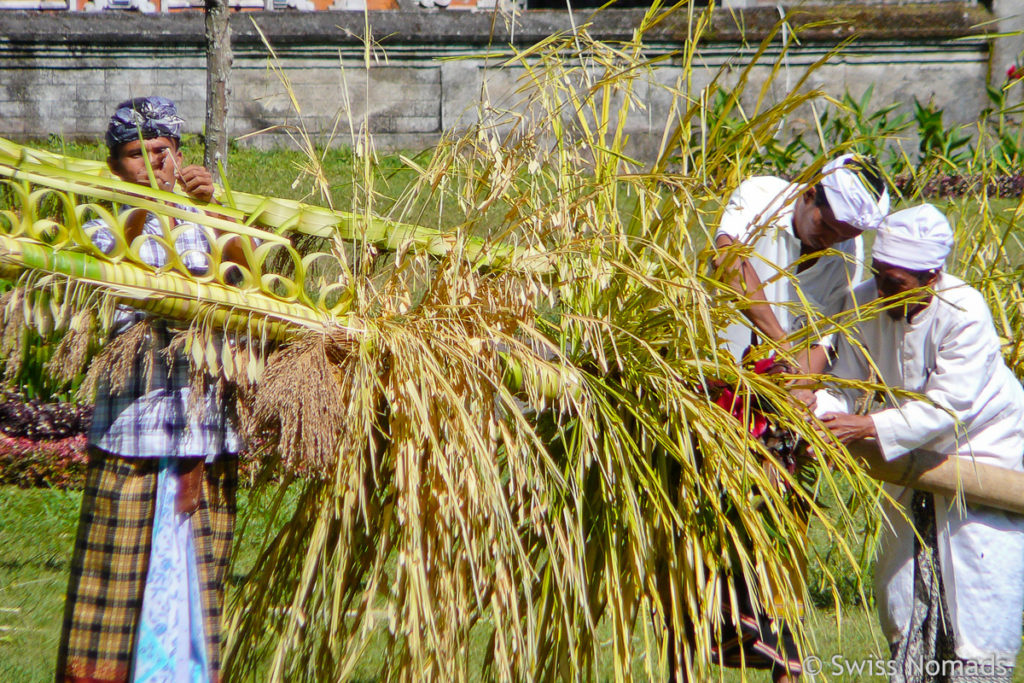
[0,484,300,682]
[5,483,1022,681]
[0,485,925,682]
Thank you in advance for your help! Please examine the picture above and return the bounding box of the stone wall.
[0,3,1010,158]
[720,1,982,6]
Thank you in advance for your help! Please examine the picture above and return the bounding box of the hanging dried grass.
[77,320,157,401]
[47,308,99,385]
[0,288,26,383]
[250,333,355,472]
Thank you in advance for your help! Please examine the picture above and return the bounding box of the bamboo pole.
[847,440,1024,516]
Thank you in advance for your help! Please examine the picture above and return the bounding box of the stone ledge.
[0,4,994,48]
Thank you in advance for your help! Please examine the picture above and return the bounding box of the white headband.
[872,204,954,271]
[820,154,890,232]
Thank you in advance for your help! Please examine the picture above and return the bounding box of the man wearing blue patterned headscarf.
[105,96,184,150]
[103,96,216,204]
[56,96,242,683]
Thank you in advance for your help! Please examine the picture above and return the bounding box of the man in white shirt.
[703,155,888,682]
[714,154,890,372]
[815,204,1024,682]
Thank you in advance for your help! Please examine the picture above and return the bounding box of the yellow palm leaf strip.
[0,137,553,274]
[0,232,331,338]
[0,137,108,177]
[0,157,278,245]
[225,189,554,275]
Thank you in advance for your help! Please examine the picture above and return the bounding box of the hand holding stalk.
[163,149,216,203]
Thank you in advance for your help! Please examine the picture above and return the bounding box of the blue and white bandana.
[105,96,185,150]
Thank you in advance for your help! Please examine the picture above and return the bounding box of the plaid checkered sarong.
[56,450,237,683]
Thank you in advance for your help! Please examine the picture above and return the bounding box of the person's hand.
[790,387,817,413]
[122,207,151,245]
[817,412,877,444]
[175,164,216,203]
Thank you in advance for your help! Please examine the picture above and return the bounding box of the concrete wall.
[0,4,1008,158]
[720,0,982,6]
[992,0,1024,77]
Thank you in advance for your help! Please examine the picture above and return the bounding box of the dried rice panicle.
[250,332,356,472]
[77,320,158,400]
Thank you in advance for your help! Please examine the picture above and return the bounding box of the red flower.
[750,413,768,439]
[714,388,769,439]
[1007,64,1024,82]
[752,357,776,375]
[714,388,736,414]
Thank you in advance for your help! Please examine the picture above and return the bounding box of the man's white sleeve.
[870,304,998,461]
[813,390,853,418]
[813,319,867,418]
[716,178,790,243]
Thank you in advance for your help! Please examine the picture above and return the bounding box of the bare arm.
[174,161,253,270]
[714,233,789,346]
[714,234,835,386]
[789,345,829,376]
[123,208,149,246]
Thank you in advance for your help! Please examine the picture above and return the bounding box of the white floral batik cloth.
[131,458,209,683]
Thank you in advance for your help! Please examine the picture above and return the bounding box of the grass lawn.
[0,487,79,683]
[4,484,1022,682]
[22,138,454,228]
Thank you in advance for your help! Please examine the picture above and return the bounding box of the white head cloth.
[872,204,954,271]
[820,153,890,231]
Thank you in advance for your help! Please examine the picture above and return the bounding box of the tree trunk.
[204,0,232,180]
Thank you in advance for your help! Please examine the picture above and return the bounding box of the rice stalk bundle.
[218,4,894,681]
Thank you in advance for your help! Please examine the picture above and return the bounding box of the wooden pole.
[847,440,1024,516]
[204,0,232,180]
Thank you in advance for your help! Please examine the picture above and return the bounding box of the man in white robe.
[714,154,889,372]
[706,155,888,683]
[815,204,1024,682]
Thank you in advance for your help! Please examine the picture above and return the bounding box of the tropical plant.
[0,3,960,682]
[978,77,1024,177]
[912,98,974,172]
[815,85,913,176]
[0,295,82,401]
